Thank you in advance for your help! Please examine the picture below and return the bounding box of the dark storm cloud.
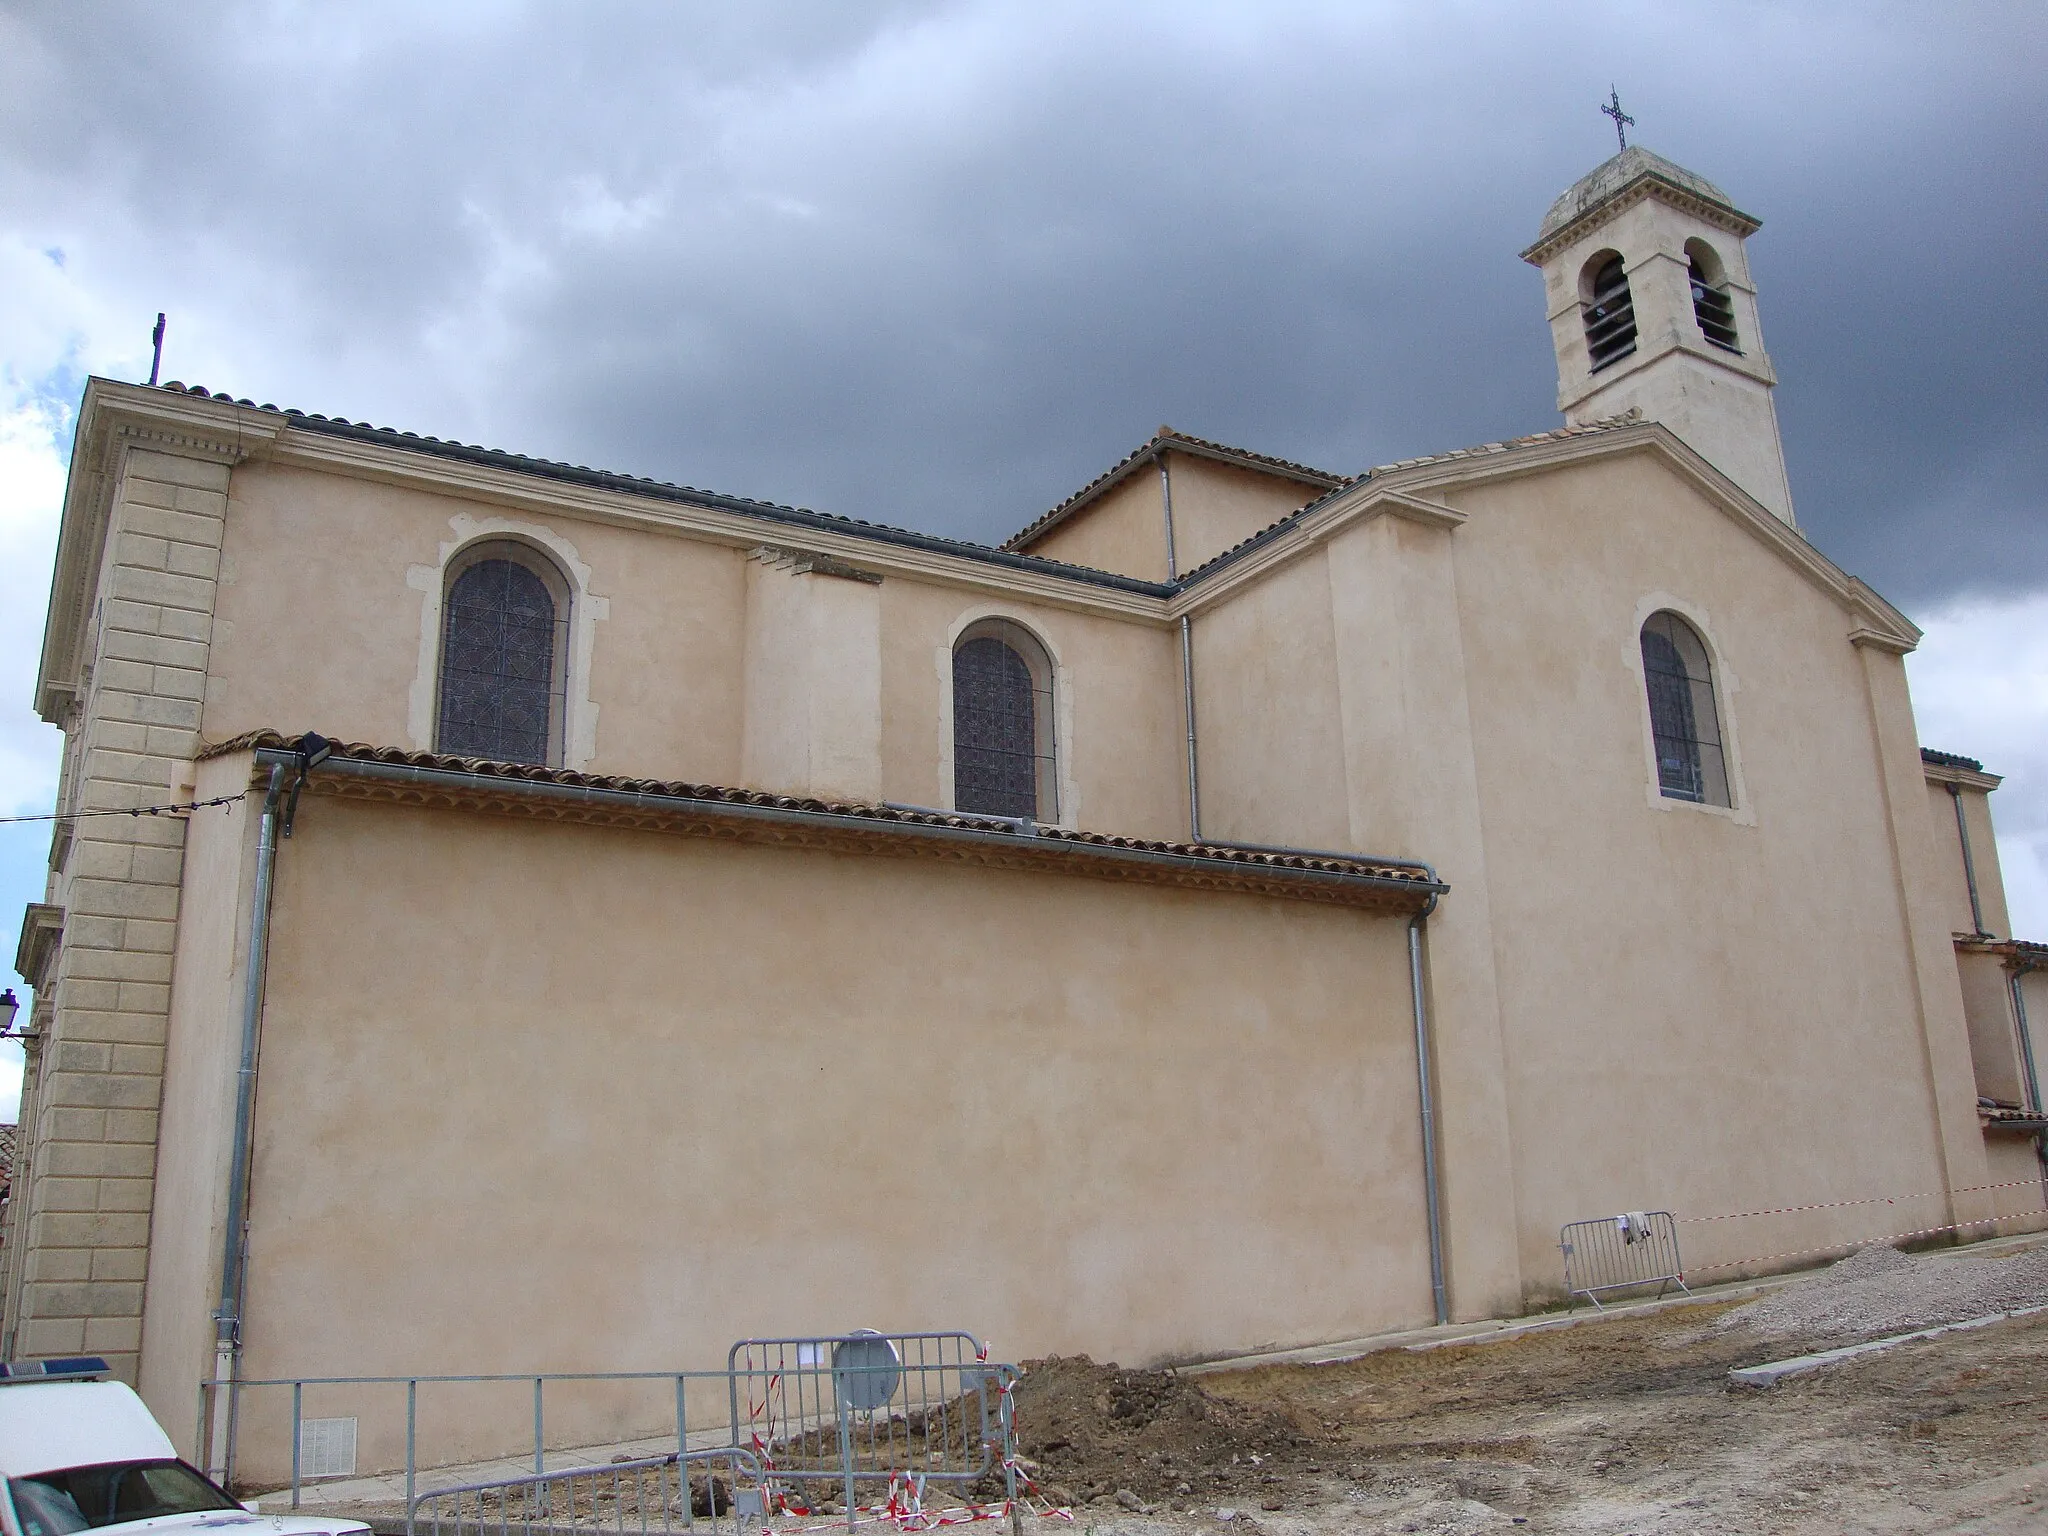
[4,0,2043,607]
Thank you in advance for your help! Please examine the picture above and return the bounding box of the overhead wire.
[0,791,248,825]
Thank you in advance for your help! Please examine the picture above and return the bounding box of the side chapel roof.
[197,731,1444,913]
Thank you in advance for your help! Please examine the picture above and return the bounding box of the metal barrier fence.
[411,1448,765,1536]
[726,1333,1015,1523]
[200,1329,1017,1534]
[1559,1211,1691,1309]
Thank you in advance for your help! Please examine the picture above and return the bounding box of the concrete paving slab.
[1726,1303,2048,1388]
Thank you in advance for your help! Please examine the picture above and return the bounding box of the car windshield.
[8,1460,239,1535]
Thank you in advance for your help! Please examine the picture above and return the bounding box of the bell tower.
[1521,145,1796,524]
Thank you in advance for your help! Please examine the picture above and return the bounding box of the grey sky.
[4,1,2043,600]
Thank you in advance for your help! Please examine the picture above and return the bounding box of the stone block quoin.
[5,435,234,1377]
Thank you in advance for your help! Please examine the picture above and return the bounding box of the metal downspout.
[1409,902,1449,1325]
[210,761,287,1481]
[1160,451,1202,844]
[1949,783,1988,936]
[1157,452,1180,581]
[2010,961,2048,1181]
[1179,617,1201,843]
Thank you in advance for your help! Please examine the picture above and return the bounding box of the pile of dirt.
[1007,1356,1327,1511]
[1719,1240,2048,1340]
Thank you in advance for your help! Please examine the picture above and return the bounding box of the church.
[5,142,2045,1477]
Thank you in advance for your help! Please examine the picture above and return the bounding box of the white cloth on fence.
[1616,1211,1652,1245]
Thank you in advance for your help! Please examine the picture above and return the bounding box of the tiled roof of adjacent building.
[0,1123,14,1188]
[1921,747,1986,773]
[197,732,1443,911]
[1002,426,1349,552]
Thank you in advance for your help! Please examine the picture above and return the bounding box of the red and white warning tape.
[1687,1207,2048,1275]
[746,1345,1073,1536]
[1677,1176,2047,1225]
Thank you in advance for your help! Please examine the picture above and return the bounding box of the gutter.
[1159,449,1203,844]
[1409,902,1449,1325]
[249,748,1445,909]
[209,761,285,1481]
[1948,783,1989,937]
[2010,958,2048,1182]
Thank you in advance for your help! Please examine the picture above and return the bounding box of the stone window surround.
[407,513,610,770]
[935,604,1077,829]
[1629,591,1753,826]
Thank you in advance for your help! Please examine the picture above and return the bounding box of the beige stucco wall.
[1190,546,1349,851]
[137,752,260,1439]
[208,462,749,784]
[1922,780,2013,940]
[742,554,883,801]
[1163,455,1324,577]
[204,792,1428,1480]
[1436,453,1984,1282]
[1955,950,2028,1106]
[208,462,1198,841]
[1173,446,1995,1300]
[1982,1135,2047,1225]
[25,384,2024,1470]
[1021,472,1171,583]
[878,583,1185,838]
[1017,455,1326,585]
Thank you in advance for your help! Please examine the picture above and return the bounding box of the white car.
[0,1360,368,1536]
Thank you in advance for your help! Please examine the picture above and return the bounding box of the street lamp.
[0,987,20,1039]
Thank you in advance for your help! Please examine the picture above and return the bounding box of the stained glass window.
[1641,611,1730,807]
[437,554,563,765]
[953,622,1055,820]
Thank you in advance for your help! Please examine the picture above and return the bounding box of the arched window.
[952,618,1057,821]
[436,542,569,765]
[1686,240,1739,352]
[1640,611,1730,807]
[1583,253,1637,371]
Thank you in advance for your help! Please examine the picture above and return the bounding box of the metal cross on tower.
[1602,87,1635,152]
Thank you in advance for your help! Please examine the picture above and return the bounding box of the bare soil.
[1008,1301,2048,1534]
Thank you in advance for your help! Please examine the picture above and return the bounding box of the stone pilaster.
[9,435,235,1377]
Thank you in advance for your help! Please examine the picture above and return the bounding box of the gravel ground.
[1715,1241,2048,1341]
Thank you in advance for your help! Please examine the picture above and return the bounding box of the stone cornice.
[1555,332,1779,414]
[1924,761,2003,792]
[37,382,287,724]
[15,904,63,991]
[1520,176,1762,268]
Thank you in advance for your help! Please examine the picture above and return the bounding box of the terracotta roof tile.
[1921,747,1986,773]
[1003,426,1347,552]
[157,383,1646,599]
[152,383,1170,599]
[199,731,1442,900]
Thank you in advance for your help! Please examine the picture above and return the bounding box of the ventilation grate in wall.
[298,1417,358,1480]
